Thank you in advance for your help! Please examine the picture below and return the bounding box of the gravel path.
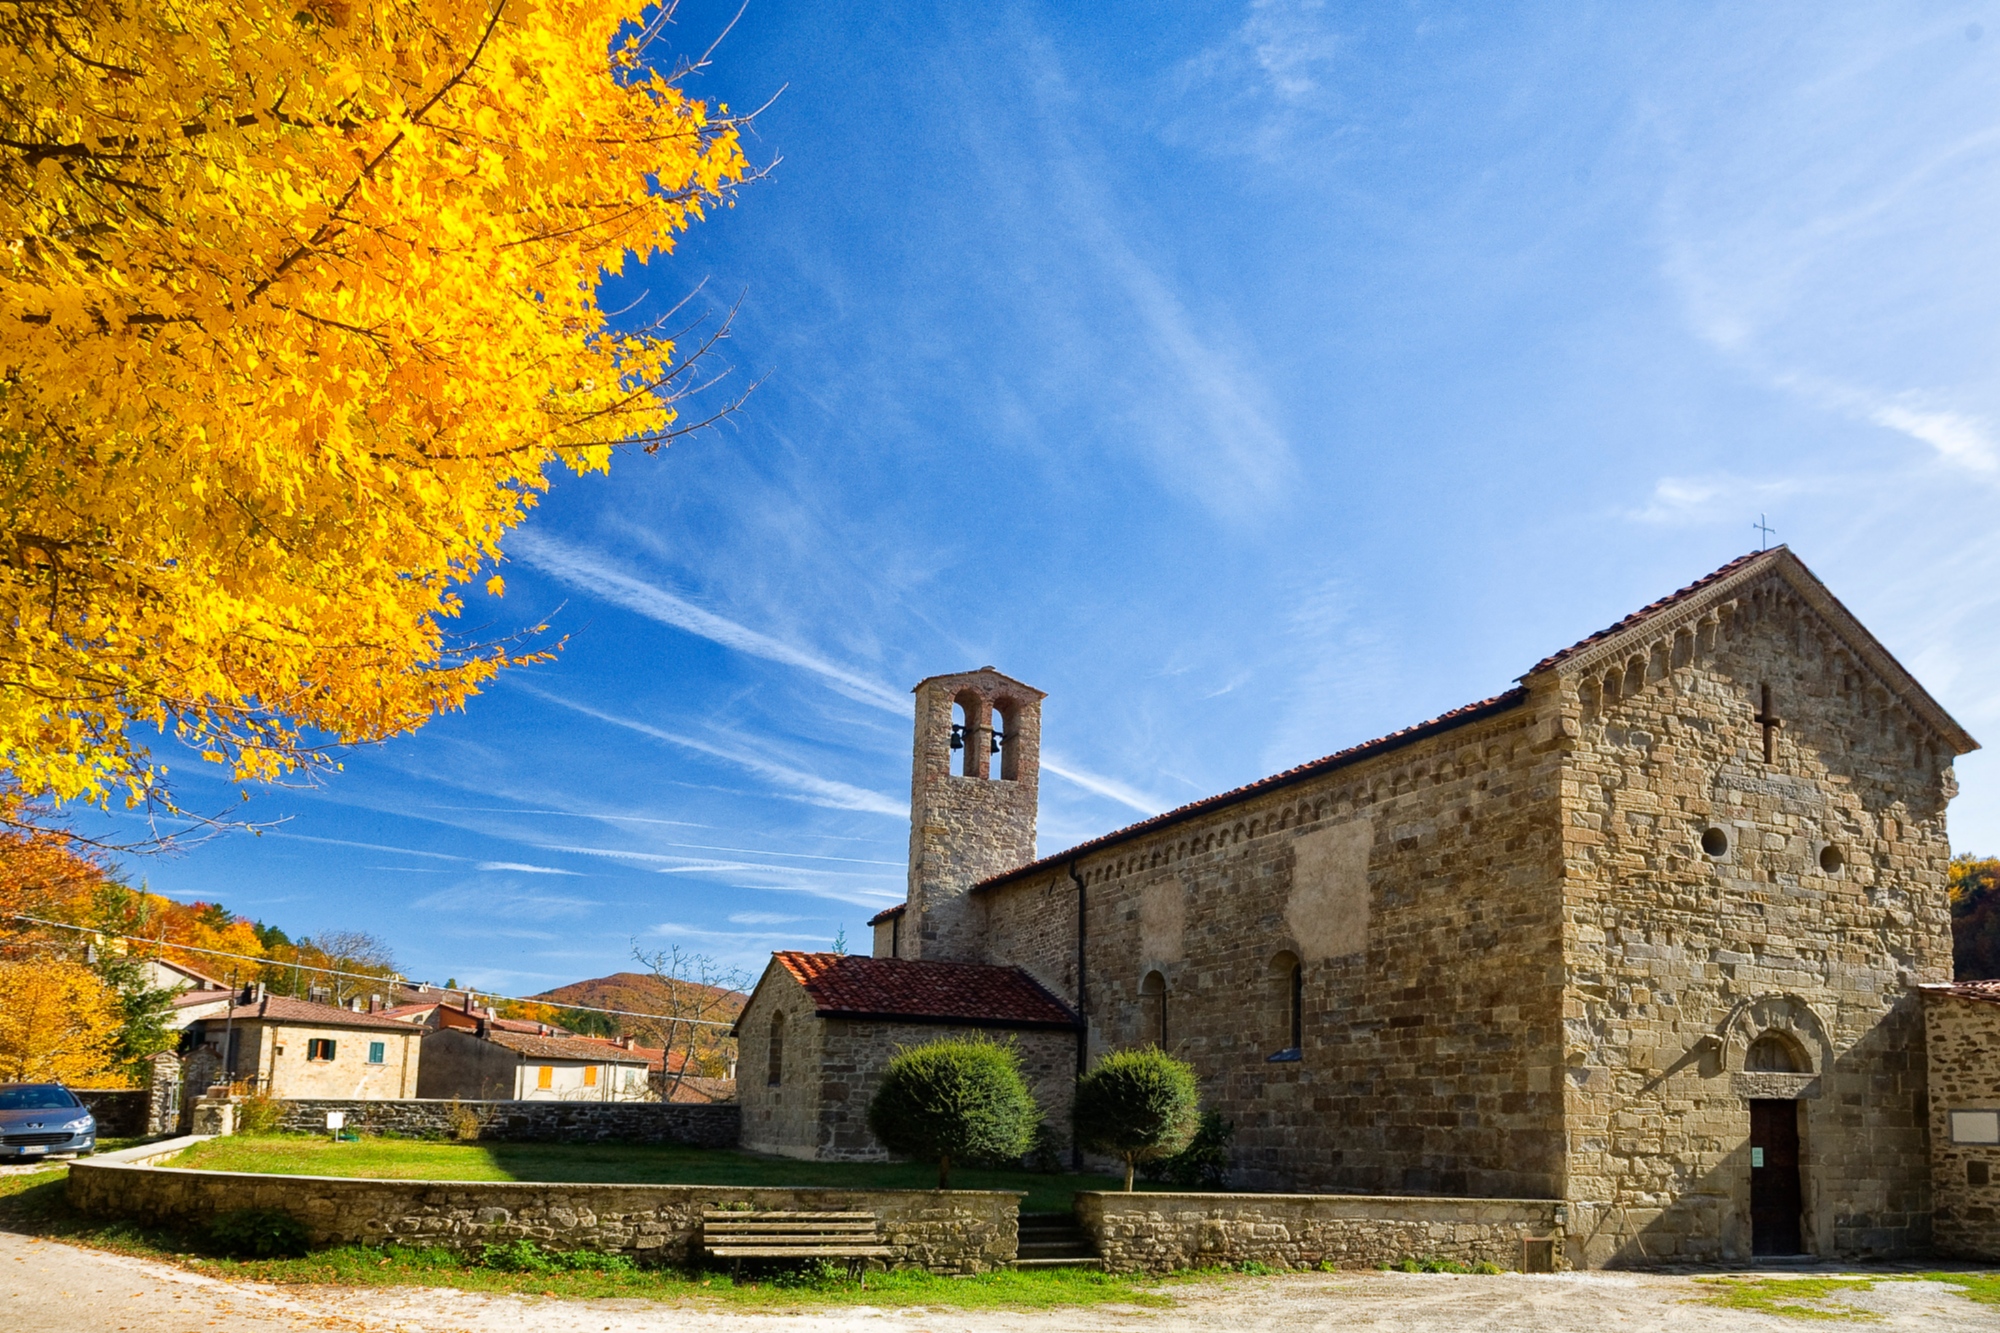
[5,1229,1993,1333]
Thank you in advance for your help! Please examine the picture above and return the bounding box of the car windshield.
[0,1086,80,1110]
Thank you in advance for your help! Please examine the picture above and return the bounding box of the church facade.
[734,548,1980,1265]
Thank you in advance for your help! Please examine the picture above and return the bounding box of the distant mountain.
[529,971,746,1075]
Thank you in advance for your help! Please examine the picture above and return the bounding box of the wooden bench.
[700,1210,894,1280]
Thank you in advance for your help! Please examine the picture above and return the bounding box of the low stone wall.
[271,1098,739,1148]
[74,1088,148,1138]
[66,1161,1018,1274]
[1076,1191,1565,1273]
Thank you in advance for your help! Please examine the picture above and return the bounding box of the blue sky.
[107,1,2000,992]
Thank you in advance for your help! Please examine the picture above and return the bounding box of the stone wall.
[906,669,1043,963]
[66,1162,1018,1273]
[1555,571,1957,1264]
[979,695,1571,1200]
[270,1097,739,1147]
[735,962,1075,1162]
[1922,989,2000,1261]
[814,1019,1076,1162]
[736,969,825,1158]
[74,1088,147,1137]
[1075,1191,1563,1273]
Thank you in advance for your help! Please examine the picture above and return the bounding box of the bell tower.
[901,667,1044,961]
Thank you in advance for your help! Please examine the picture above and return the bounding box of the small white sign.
[326,1111,347,1131]
[1949,1109,2000,1144]
[1751,1147,1764,1168]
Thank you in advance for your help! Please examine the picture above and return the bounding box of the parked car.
[0,1084,97,1158]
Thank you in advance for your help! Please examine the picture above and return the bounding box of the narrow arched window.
[952,691,986,778]
[1269,952,1302,1058]
[993,698,1019,781]
[1140,970,1167,1048]
[767,1012,785,1086]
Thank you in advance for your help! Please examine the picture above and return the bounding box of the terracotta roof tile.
[772,951,1079,1029]
[867,904,905,925]
[213,995,423,1031]
[1523,548,1775,676]
[478,1029,653,1063]
[1921,980,2000,1006]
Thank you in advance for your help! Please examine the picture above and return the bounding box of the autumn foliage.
[0,0,747,814]
[1952,854,2000,981]
[0,958,121,1083]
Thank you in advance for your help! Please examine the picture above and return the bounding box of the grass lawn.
[165,1134,1139,1214]
[0,1162,1173,1311]
[1694,1273,2000,1321]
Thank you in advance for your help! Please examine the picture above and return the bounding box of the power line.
[5,913,741,1031]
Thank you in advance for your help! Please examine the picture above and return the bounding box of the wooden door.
[1750,1099,1803,1255]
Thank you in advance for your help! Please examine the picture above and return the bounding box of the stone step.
[1013,1256,1104,1270]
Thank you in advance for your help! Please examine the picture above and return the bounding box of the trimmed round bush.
[1073,1047,1201,1191]
[866,1038,1041,1188]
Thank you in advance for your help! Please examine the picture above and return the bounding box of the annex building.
[735,548,1991,1265]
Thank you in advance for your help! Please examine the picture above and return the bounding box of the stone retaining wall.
[271,1097,739,1148]
[66,1161,1018,1273]
[74,1088,148,1138]
[1075,1191,1564,1273]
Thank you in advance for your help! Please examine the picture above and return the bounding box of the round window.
[1700,827,1730,858]
[1819,844,1844,875]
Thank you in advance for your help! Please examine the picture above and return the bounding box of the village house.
[734,548,1986,1265]
[416,1020,652,1102]
[186,991,421,1098]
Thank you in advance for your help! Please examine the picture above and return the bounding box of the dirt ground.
[4,1229,1994,1333]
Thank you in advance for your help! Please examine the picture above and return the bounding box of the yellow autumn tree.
[0,0,748,820]
[0,958,122,1083]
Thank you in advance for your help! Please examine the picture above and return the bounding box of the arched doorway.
[1747,1032,1806,1255]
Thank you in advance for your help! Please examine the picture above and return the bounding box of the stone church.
[734,548,1984,1264]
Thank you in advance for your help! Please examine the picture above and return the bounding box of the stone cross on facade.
[1754,681,1783,764]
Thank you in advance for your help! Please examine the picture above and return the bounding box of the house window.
[536,1065,553,1090]
[768,1012,785,1086]
[584,1065,598,1088]
[367,1041,386,1065]
[306,1039,337,1062]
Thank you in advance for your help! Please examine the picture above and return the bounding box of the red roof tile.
[1523,548,1774,676]
[211,995,423,1031]
[1921,980,2000,1006]
[771,952,1079,1029]
[867,904,905,925]
[479,1029,653,1063]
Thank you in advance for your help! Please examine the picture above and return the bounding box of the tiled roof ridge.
[1522,548,1774,676]
[215,994,421,1030]
[771,950,1079,1028]
[867,903,905,925]
[973,686,1529,894]
[481,1028,653,1062]
[1920,979,2000,1004]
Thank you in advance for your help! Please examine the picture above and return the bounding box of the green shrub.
[866,1038,1041,1188]
[478,1238,637,1273]
[1139,1111,1233,1189]
[1383,1256,1502,1275]
[234,1089,284,1136]
[1073,1048,1200,1191]
[207,1207,311,1258]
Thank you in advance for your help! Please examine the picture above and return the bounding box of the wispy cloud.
[729,912,804,926]
[1869,403,1999,473]
[511,533,907,712]
[1040,753,1164,816]
[476,862,584,876]
[521,687,905,818]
